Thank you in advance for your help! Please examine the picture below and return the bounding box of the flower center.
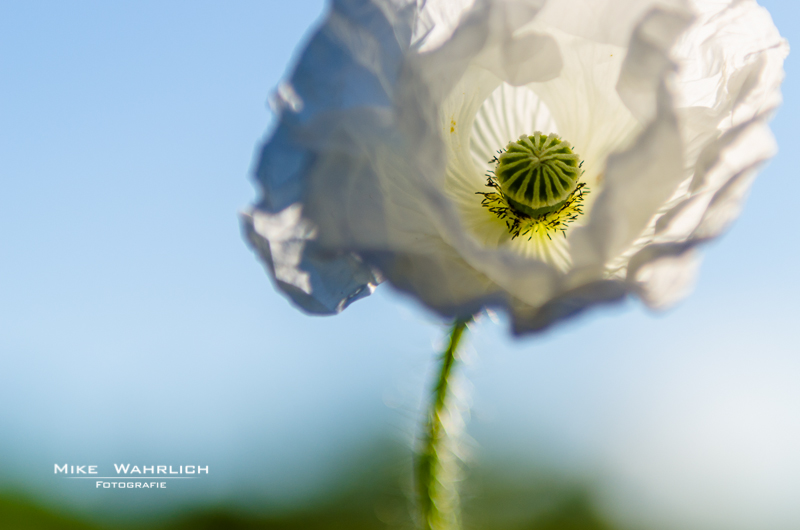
[477,132,589,241]
[495,133,582,217]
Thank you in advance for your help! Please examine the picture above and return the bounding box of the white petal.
[627,243,700,310]
[535,0,690,46]
[245,0,412,313]
[626,0,788,307]
[245,0,787,331]
[568,7,693,277]
[241,208,380,314]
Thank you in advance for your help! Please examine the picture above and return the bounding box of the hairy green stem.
[417,317,472,530]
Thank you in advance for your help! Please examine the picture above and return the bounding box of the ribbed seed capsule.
[495,133,582,218]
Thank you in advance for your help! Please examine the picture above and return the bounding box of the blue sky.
[1,1,799,529]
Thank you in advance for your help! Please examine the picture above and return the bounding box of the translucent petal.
[244,0,787,331]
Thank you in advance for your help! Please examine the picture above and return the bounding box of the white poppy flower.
[242,0,787,333]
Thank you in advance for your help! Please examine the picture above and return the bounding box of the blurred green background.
[2,442,619,530]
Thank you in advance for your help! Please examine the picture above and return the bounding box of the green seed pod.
[495,133,582,218]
